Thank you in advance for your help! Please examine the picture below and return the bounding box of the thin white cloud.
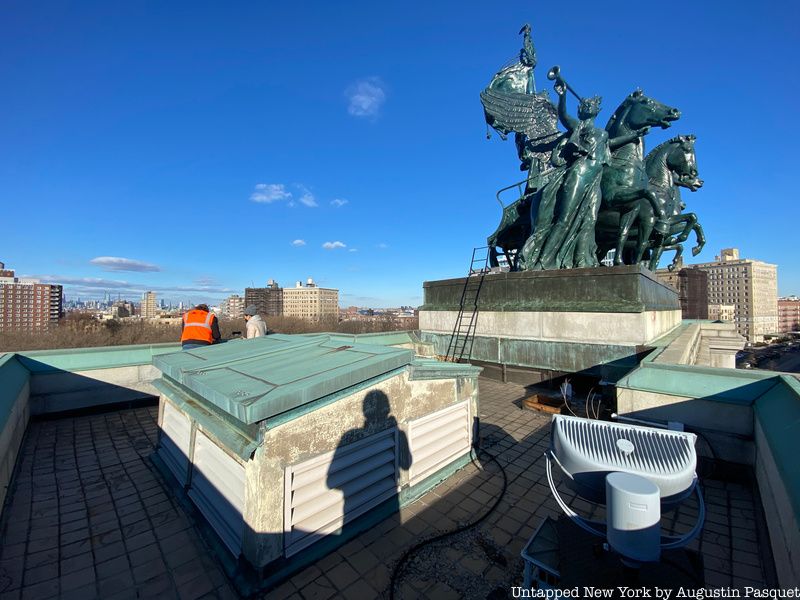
[250,183,318,208]
[296,185,318,208]
[194,276,218,286]
[89,257,160,272]
[30,274,236,296]
[348,248,358,252]
[250,183,292,203]
[322,241,347,250]
[376,243,389,249]
[341,293,384,304]
[291,239,307,247]
[330,198,349,208]
[345,77,387,118]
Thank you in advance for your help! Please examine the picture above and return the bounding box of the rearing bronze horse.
[600,90,681,264]
[596,134,705,270]
[643,134,705,270]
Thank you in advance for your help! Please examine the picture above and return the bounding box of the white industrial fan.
[545,414,705,564]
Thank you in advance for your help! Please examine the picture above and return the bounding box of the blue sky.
[2,1,798,307]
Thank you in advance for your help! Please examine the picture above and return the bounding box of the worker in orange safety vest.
[180,304,221,350]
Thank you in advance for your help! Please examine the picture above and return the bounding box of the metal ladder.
[445,247,489,362]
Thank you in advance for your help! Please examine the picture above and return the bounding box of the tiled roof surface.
[0,378,774,599]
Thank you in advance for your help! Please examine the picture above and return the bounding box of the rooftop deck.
[0,378,775,599]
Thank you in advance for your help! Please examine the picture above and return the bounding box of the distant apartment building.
[140,291,158,319]
[0,261,63,331]
[111,301,133,319]
[655,263,709,319]
[221,294,245,318]
[708,303,736,323]
[688,248,778,343]
[778,297,800,333]
[245,280,283,317]
[283,278,339,322]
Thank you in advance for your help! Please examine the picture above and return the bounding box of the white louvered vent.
[550,415,697,501]
[284,428,398,557]
[408,400,471,486]
[158,401,192,485]
[188,430,246,556]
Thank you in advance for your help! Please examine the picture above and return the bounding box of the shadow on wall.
[326,390,412,548]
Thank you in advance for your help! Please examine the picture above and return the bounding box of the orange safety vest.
[181,310,215,344]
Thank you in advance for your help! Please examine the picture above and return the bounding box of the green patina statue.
[521,85,610,270]
[595,134,706,270]
[481,25,705,272]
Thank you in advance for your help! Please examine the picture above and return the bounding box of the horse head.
[606,89,681,135]
[666,135,703,191]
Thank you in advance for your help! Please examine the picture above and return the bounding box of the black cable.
[387,443,509,600]
[685,426,718,480]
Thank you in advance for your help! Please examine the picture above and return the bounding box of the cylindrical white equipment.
[606,472,661,563]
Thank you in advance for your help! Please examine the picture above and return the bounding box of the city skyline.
[2,2,799,305]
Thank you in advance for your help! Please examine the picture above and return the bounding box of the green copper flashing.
[152,378,258,460]
[325,331,417,346]
[407,358,482,381]
[754,375,800,518]
[154,335,414,424]
[617,362,783,406]
[16,342,180,373]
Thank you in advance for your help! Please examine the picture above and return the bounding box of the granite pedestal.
[418,265,681,384]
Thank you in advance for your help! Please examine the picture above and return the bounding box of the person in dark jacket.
[180,304,221,350]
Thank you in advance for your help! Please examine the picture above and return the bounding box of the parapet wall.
[16,343,179,415]
[617,362,800,586]
[0,355,30,510]
[0,343,179,520]
[651,321,745,368]
[753,376,800,586]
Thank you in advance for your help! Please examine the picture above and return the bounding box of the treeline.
[0,313,418,352]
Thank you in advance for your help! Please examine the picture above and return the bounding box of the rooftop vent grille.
[284,428,399,557]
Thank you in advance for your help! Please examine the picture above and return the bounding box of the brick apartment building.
[778,297,800,333]
[0,262,63,331]
[245,280,283,317]
[655,264,709,320]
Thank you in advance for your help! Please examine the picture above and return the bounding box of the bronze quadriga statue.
[481,25,704,272]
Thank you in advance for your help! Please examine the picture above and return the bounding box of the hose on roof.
[387,438,509,600]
